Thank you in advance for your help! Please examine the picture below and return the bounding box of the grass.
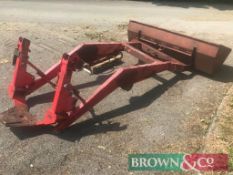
[221,116,233,170]
[204,89,233,172]
[84,31,118,42]
[221,97,233,171]
[229,148,233,171]
[84,32,105,41]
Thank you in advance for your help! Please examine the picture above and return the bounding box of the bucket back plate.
[128,20,232,74]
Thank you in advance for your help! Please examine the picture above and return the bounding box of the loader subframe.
[0,21,231,131]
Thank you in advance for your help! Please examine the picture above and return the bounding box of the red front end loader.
[0,21,231,131]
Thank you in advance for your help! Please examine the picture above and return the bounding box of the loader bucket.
[128,21,232,74]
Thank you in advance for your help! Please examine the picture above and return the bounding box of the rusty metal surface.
[128,20,232,74]
[0,106,36,127]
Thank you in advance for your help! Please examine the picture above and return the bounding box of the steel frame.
[7,37,190,130]
[3,21,231,131]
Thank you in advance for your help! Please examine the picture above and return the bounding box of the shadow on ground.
[211,64,233,83]
[6,62,233,141]
[130,0,233,11]
[27,74,111,108]
[10,72,195,141]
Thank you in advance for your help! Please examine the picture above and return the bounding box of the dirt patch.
[203,85,233,171]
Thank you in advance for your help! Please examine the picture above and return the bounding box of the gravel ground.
[0,0,233,174]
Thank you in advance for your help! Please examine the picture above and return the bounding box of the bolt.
[62,53,69,60]
[19,37,23,42]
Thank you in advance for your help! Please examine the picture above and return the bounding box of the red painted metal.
[128,21,232,74]
[0,21,231,131]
